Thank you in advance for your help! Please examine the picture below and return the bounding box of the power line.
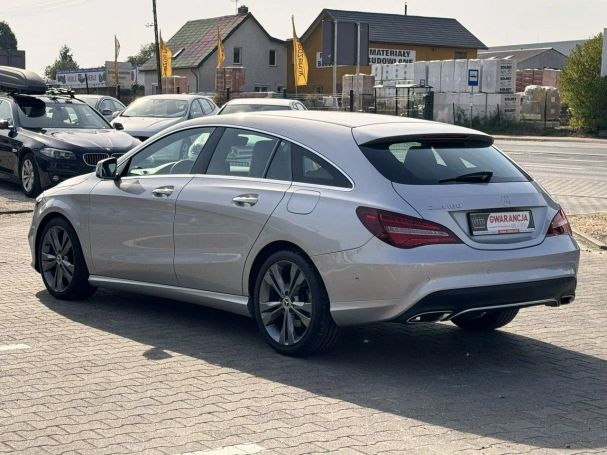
[3,0,90,17]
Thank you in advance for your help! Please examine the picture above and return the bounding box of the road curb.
[573,228,607,250]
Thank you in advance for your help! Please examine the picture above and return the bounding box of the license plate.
[469,210,535,235]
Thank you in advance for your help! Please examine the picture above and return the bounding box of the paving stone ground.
[1,213,606,454]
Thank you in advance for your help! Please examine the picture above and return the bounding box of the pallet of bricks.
[516,68,561,92]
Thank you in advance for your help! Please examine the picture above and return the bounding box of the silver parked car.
[111,94,218,141]
[76,94,126,122]
[29,111,579,356]
[217,98,307,115]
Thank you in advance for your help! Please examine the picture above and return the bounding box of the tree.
[560,33,607,133]
[0,21,18,50]
[44,45,79,80]
[127,43,155,66]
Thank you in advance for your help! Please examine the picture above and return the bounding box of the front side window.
[199,99,214,115]
[233,47,242,65]
[358,140,530,185]
[14,96,110,129]
[189,100,203,119]
[125,127,214,176]
[292,144,351,188]
[206,128,279,178]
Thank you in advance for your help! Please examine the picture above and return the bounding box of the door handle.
[152,186,174,197]
[232,194,259,207]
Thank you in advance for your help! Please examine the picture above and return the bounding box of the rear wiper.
[439,171,493,184]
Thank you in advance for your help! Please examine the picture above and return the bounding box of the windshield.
[359,140,530,185]
[220,104,291,115]
[15,96,110,130]
[122,98,189,118]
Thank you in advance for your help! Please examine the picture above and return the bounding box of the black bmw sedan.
[0,92,140,197]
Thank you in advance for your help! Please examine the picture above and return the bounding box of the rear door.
[0,99,20,176]
[357,136,552,250]
[88,127,215,284]
[174,128,291,294]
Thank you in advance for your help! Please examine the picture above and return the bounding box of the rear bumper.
[395,277,576,323]
[313,235,580,326]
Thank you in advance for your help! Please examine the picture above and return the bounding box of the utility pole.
[152,0,162,93]
[332,20,338,96]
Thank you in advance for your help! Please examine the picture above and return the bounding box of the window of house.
[454,51,468,59]
[254,85,269,93]
[233,47,242,65]
[269,49,277,66]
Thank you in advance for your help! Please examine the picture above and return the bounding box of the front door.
[88,126,215,285]
[174,128,292,295]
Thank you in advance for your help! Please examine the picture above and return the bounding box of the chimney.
[238,5,248,14]
[404,2,408,15]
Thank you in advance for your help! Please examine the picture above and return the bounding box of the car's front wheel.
[451,308,519,331]
[19,153,42,198]
[253,250,338,356]
[38,217,96,300]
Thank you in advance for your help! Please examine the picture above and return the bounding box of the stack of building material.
[453,59,469,93]
[520,85,560,121]
[440,60,456,92]
[342,74,375,110]
[481,59,515,93]
[413,61,428,86]
[427,61,442,91]
[215,67,245,92]
[516,69,561,92]
[370,63,414,83]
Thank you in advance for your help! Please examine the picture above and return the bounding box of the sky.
[4,0,607,75]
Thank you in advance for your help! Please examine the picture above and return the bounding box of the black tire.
[252,249,338,357]
[451,308,519,331]
[19,153,42,198]
[38,217,96,300]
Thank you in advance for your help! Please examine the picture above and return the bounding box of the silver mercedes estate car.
[29,111,579,356]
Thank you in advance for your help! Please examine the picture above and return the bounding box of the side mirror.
[96,157,118,180]
[101,108,113,116]
[113,122,124,131]
[0,119,10,130]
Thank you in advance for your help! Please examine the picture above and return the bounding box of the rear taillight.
[547,209,572,236]
[356,207,461,249]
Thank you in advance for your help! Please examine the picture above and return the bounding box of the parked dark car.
[0,67,140,197]
[76,94,125,122]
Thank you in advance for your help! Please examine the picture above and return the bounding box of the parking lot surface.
[1,211,606,454]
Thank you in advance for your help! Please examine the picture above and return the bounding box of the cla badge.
[501,195,512,207]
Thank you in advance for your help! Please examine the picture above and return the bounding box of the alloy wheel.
[259,260,313,346]
[41,226,75,293]
[21,159,34,193]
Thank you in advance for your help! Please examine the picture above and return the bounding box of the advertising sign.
[368,48,416,64]
[105,61,133,87]
[321,21,369,66]
[56,68,106,88]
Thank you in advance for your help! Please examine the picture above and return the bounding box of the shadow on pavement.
[38,288,607,450]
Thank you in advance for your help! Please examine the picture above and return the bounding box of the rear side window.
[292,145,351,188]
[359,140,530,185]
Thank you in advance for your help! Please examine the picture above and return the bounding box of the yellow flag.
[216,28,225,69]
[159,32,172,77]
[292,16,308,87]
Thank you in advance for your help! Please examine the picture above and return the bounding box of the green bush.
[560,34,607,133]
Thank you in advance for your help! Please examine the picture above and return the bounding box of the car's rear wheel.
[38,217,96,300]
[451,308,519,331]
[19,153,42,198]
[253,250,338,356]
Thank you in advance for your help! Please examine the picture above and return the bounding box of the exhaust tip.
[407,311,452,323]
[560,295,575,305]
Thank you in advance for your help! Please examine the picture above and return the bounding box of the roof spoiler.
[360,133,494,147]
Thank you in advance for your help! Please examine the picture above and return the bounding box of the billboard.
[105,61,134,87]
[56,67,106,88]
[368,48,416,64]
[602,28,607,77]
[321,21,369,66]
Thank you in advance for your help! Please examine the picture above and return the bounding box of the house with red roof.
[141,5,286,94]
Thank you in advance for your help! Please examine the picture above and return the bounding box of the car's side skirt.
[88,275,251,317]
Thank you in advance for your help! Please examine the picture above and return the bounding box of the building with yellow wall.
[288,9,487,93]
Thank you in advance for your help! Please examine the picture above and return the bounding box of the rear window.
[359,140,530,185]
